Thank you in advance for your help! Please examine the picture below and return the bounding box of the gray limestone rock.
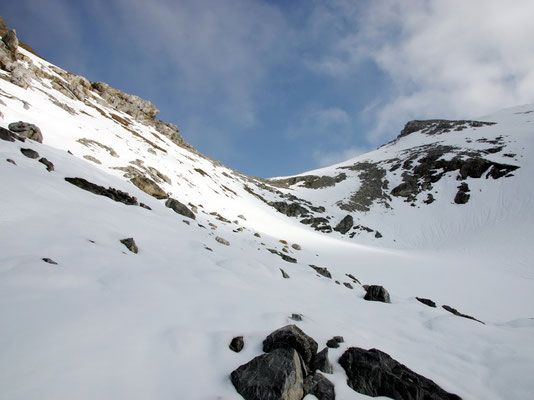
[131,175,168,199]
[215,236,230,246]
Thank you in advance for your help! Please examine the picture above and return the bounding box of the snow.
[0,47,533,399]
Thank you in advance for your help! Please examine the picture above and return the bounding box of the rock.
[312,348,333,374]
[309,265,331,279]
[326,339,340,349]
[343,282,353,289]
[165,198,196,219]
[442,305,484,324]
[304,373,335,400]
[238,214,246,220]
[454,183,471,204]
[263,324,318,369]
[334,215,354,234]
[280,268,290,279]
[0,126,19,142]
[8,122,43,143]
[215,236,230,246]
[6,158,16,165]
[130,175,168,199]
[120,238,138,254]
[254,233,261,238]
[20,148,39,159]
[290,313,303,321]
[10,66,31,89]
[291,243,301,250]
[339,347,462,400]
[229,336,244,353]
[42,258,58,265]
[231,348,306,400]
[345,274,361,284]
[363,285,391,303]
[38,157,54,172]
[416,297,437,308]
[2,29,18,52]
[281,254,297,263]
[269,201,309,217]
[140,203,151,210]
[65,177,139,206]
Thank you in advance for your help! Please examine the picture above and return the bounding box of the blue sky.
[2,0,534,177]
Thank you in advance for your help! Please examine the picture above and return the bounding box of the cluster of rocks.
[417,297,484,324]
[230,324,461,400]
[397,119,496,139]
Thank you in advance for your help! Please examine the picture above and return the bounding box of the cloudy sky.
[2,0,533,177]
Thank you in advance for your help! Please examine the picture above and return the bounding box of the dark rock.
[165,198,196,219]
[374,231,383,238]
[291,243,301,250]
[0,126,19,142]
[139,202,151,210]
[339,347,462,400]
[332,336,344,344]
[271,173,347,189]
[485,162,520,179]
[304,373,335,400]
[364,285,391,303]
[42,258,58,265]
[345,274,361,284]
[229,336,244,353]
[38,157,54,172]
[309,265,331,279]
[343,282,353,289]
[280,253,297,263]
[131,175,168,199]
[65,177,139,206]
[6,158,16,165]
[280,268,290,279]
[290,313,302,321]
[263,324,318,368]
[424,193,435,204]
[312,348,333,374]
[326,339,340,349]
[454,183,470,204]
[416,297,437,308]
[269,201,309,217]
[20,148,39,159]
[398,119,495,139]
[231,348,306,400]
[442,305,484,324]
[8,122,43,143]
[334,215,354,234]
[120,238,138,254]
[2,29,18,52]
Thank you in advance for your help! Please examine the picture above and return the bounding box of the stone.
[20,148,39,159]
[416,297,437,308]
[165,198,196,219]
[42,258,58,265]
[303,373,335,400]
[10,66,31,89]
[312,348,333,374]
[215,236,230,246]
[339,347,462,400]
[9,122,43,143]
[334,215,354,234]
[290,313,303,321]
[120,238,138,254]
[269,201,309,217]
[281,254,297,263]
[38,157,54,172]
[231,348,306,400]
[280,268,290,279]
[309,265,331,279]
[291,243,301,250]
[65,177,139,206]
[0,126,19,142]
[442,305,484,324]
[326,339,339,349]
[2,29,18,52]
[364,285,391,303]
[229,336,244,353]
[343,282,353,289]
[345,274,361,284]
[6,158,16,165]
[263,324,318,369]
[140,203,151,210]
[131,175,168,199]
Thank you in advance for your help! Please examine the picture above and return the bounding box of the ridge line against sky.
[2,0,533,177]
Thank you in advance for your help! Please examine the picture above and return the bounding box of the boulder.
[263,324,318,369]
[339,347,462,400]
[131,175,167,199]
[38,157,54,172]
[326,336,343,349]
[20,148,39,159]
[229,336,244,353]
[120,238,138,254]
[303,373,335,400]
[334,215,353,234]
[231,348,306,400]
[416,297,437,308]
[363,285,391,303]
[8,122,42,143]
[165,198,196,219]
[2,29,18,52]
[312,348,333,374]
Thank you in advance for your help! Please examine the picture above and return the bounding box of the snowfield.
[0,46,533,399]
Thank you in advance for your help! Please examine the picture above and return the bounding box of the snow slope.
[0,43,533,399]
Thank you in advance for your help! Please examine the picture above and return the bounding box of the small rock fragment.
[42,258,58,265]
[280,268,290,279]
[38,157,54,172]
[309,265,332,279]
[229,336,244,353]
[120,237,138,254]
[345,273,361,284]
[20,148,39,159]
[343,282,353,289]
[416,297,437,308]
[139,202,151,210]
[6,158,16,165]
[290,313,303,321]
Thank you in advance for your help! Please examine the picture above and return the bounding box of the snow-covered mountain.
[1,22,533,400]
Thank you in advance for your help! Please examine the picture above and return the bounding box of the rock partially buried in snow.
[416,297,437,308]
[363,285,391,303]
[2,29,18,52]
[215,236,230,246]
[38,157,54,172]
[231,348,306,400]
[333,214,353,234]
[130,175,168,199]
[229,336,244,353]
[65,177,139,206]
[120,238,138,254]
[442,305,484,324]
[8,121,43,143]
[312,347,333,374]
[303,373,335,400]
[20,148,39,159]
[280,268,290,279]
[263,324,318,369]
[339,347,462,400]
[42,258,58,265]
[165,198,196,219]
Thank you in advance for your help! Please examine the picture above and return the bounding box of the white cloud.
[286,106,351,139]
[312,0,534,143]
[313,146,368,168]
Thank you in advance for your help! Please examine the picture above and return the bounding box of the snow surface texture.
[1,44,534,400]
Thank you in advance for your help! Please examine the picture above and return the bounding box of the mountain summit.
[1,23,533,400]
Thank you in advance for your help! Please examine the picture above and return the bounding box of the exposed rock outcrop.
[339,347,462,400]
[303,373,335,400]
[416,297,437,308]
[65,177,139,206]
[442,305,484,324]
[130,176,167,199]
[1,29,18,52]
